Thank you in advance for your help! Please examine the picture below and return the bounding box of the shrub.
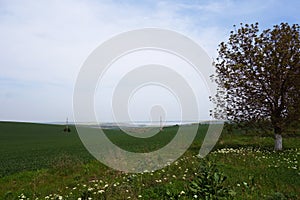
[188,159,234,199]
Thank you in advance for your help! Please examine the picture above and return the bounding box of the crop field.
[0,122,299,199]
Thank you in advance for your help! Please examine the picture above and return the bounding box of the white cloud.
[0,0,298,122]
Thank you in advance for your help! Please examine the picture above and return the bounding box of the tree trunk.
[274,134,282,151]
[273,125,283,151]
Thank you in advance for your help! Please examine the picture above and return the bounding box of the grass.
[0,121,299,199]
[0,122,93,177]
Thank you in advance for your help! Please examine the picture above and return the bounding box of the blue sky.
[0,0,299,122]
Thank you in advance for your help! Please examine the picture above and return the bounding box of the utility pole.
[64,117,71,132]
[160,116,163,131]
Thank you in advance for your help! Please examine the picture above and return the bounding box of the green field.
[0,122,299,199]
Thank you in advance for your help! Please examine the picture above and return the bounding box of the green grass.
[0,122,93,177]
[0,122,299,199]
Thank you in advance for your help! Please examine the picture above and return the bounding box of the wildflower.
[193,194,198,198]
[113,182,120,187]
[138,195,142,198]
[98,190,105,194]
[180,191,185,195]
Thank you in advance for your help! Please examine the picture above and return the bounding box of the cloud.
[0,0,298,122]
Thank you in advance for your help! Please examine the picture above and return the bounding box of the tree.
[212,23,300,150]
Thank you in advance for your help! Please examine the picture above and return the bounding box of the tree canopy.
[212,22,300,149]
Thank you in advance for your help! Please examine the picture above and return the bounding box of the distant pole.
[64,117,71,132]
[160,116,163,131]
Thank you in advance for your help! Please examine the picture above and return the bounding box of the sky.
[0,0,299,123]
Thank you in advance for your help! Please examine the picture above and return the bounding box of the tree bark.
[274,134,282,151]
[272,122,283,151]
